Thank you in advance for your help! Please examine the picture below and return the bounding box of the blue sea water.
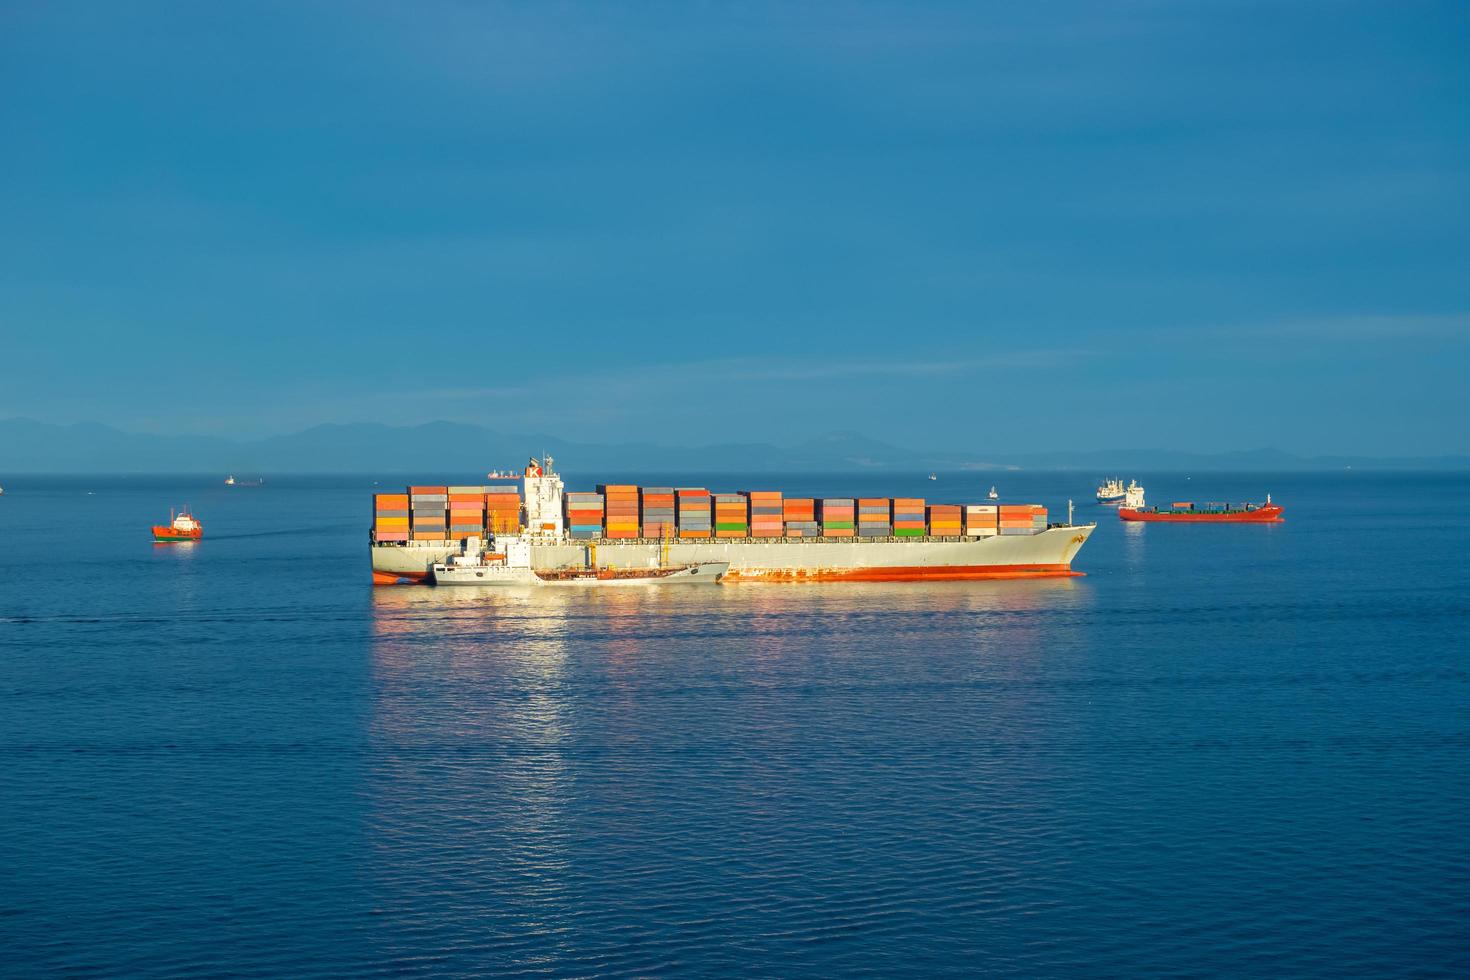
[1,471,1466,977]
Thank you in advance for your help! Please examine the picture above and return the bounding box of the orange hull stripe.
[373,570,430,585]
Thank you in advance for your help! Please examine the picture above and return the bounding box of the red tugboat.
[1118,483,1283,523]
[152,508,203,542]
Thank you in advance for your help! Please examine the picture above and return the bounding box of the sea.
[1,471,1466,977]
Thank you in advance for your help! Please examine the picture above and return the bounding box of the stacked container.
[819,498,855,537]
[565,492,604,539]
[409,485,448,541]
[641,487,676,538]
[892,497,925,538]
[379,479,1057,548]
[484,486,521,533]
[600,485,640,539]
[927,504,962,537]
[964,504,999,536]
[676,488,712,538]
[745,491,783,537]
[858,497,891,536]
[714,494,748,537]
[782,497,819,537]
[373,493,410,543]
[447,486,486,537]
[999,504,1037,536]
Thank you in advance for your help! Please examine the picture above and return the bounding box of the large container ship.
[369,457,1095,585]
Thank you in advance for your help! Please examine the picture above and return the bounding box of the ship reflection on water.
[362,580,1096,965]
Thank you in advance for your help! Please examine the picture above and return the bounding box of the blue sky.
[2,1,1467,455]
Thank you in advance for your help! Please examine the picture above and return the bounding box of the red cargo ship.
[152,508,203,541]
[1119,496,1283,523]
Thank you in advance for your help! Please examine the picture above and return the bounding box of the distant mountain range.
[1,417,1467,474]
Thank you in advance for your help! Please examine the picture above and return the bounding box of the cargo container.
[641,486,676,539]
[891,497,925,538]
[565,491,604,540]
[818,498,856,538]
[599,484,640,540]
[928,504,962,536]
[857,497,891,536]
[744,490,783,538]
[484,486,521,533]
[714,493,748,538]
[676,488,712,538]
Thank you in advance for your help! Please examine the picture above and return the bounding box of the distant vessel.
[152,508,203,542]
[1095,478,1127,504]
[226,475,264,487]
[1119,483,1283,523]
[988,486,999,500]
[430,536,727,586]
[928,473,937,481]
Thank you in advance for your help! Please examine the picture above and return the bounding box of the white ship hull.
[432,561,728,587]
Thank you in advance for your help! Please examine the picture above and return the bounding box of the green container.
[822,521,855,529]
[894,528,925,537]
[715,522,748,532]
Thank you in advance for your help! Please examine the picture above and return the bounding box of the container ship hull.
[371,525,1094,586]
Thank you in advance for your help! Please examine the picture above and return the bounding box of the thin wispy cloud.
[1178,314,1470,343]
[400,348,1092,400]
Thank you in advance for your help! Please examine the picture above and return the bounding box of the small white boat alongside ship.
[431,536,727,587]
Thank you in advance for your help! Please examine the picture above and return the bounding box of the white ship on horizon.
[1096,478,1128,503]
